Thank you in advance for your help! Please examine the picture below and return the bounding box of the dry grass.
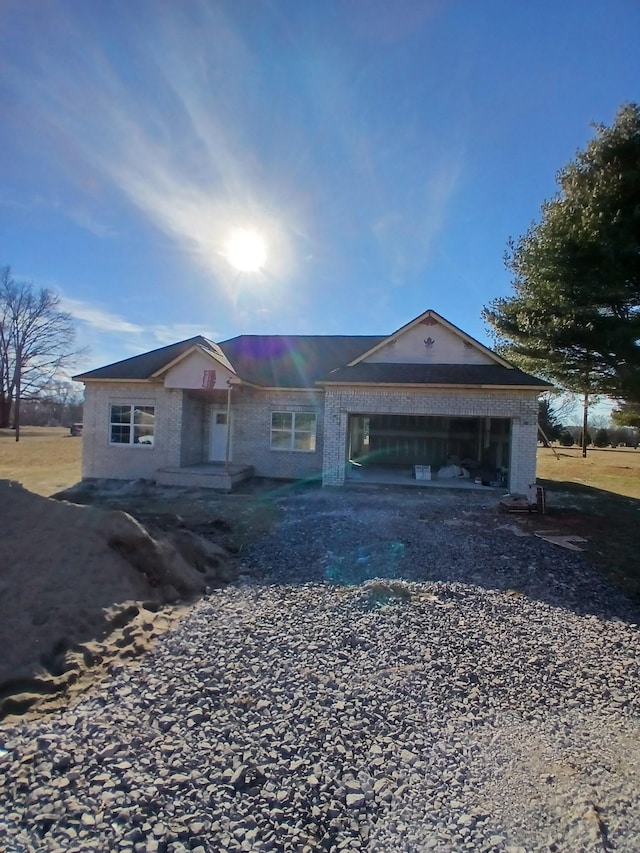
[536,445,640,601]
[537,445,640,500]
[0,426,82,496]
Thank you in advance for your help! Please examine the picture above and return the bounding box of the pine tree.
[483,103,640,457]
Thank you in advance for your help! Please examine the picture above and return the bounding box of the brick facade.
[82,380,539,493]
[229,387,325,480]
[321,385,539,494]
[81,382,183,480]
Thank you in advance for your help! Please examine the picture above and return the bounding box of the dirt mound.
[0,480,238,719]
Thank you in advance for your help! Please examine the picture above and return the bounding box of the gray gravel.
[1,488,639,852]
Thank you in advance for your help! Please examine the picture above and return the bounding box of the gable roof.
[73,333,385,386]
[72,313,549,391]
[150,343,235,378]
[348,308,511,368]
[73,336,223,381]
[218,335,385,388]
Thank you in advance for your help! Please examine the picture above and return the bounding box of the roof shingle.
[322,362,551,388]
[73,336,220,381]
[218,335,385,387]
[73,332,549,390]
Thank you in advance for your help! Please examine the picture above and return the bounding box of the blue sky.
[1,0,639,382]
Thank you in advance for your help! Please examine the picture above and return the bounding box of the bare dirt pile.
[0,480,238,718]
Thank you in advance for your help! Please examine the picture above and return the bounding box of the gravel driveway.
[2,488,639,852]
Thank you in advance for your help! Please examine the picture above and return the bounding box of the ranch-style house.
[73,309,550,493]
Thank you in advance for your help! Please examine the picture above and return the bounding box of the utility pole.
[14,344,21,443]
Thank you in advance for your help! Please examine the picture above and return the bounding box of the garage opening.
[347,414,510,487]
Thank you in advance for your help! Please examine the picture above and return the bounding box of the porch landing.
[156,463,254,492]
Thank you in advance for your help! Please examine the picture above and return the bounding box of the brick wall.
[229,387,325,480]
[81,382,183,480]
[82,380,539,493]
[321,385,539,493]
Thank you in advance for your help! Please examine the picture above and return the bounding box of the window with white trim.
[270,411,317,452]
[110,404,155,446]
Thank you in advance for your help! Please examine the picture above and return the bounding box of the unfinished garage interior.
[346,413,511,487]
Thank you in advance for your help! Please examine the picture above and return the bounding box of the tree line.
[483,103,640,455]
[0,266,83,440]
[539,396,637,449]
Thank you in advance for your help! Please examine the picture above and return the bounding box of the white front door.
[209,410,231,462]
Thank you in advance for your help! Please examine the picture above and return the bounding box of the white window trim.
[270,411,317,453]
[109,403,155,448]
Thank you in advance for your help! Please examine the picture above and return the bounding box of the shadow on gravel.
[234,484,640,625]
[535,478,640,604]
[56,477,640,625]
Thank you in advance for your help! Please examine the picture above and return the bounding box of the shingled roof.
[73,334,386,386]
[218,335,385,388]
[321,362,551,388]
[73,336,221,381]
[74,331,549,390]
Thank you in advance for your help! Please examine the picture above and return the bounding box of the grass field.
[0,426,82,496]
[537,445,640,500]
[1,429,638,600]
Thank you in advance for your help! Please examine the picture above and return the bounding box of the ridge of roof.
[151,340,236,378]
[218,333,385,343]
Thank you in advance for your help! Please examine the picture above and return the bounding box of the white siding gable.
[163,350,236,390]
[363,317,495,365]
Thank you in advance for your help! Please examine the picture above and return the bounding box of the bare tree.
[0,266,83,440]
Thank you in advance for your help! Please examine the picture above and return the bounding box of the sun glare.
[225,228,267,272]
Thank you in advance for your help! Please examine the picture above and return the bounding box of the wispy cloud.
[1,1,299,294]
[371,148,464,287]
[62,205,115,239]
[61,297,144,335]
[0,192,114,238]
[63,301,220,375]
[63,296,220,358]
[150,324,219,346]
[1,0,460,303]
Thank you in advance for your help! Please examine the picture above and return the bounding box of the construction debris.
[534,533,588,552]
[499,485,546,514]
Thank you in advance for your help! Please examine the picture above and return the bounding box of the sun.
[225,228,267,272]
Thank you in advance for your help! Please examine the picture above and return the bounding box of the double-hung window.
[270,411,317,452]
[110,404,155,446]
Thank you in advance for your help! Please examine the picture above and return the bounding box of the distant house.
[73,309,550,493]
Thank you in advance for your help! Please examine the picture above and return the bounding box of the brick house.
[73,309,550,493]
